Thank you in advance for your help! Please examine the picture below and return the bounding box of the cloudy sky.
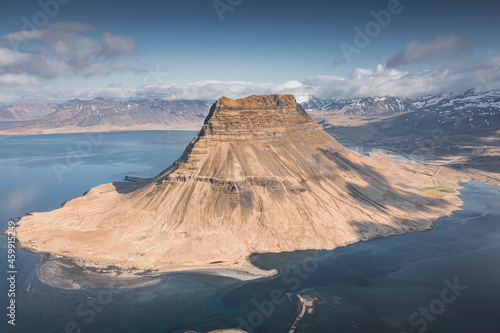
[1,0,500,103]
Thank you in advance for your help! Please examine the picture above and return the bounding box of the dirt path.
[432,166,441,185]
[288,294,315,333]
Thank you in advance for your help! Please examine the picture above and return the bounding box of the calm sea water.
[0,131,499,333]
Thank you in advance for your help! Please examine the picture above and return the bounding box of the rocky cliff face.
[201,95,320,137]
[16,95,462,277]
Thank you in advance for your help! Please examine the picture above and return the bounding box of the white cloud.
[3,53,500,104]
[0,22,136,84]
[2,55,500,104]
[0,73,37,85]
[387,33,472,68]
[304,58,500,98]
[0,33,499,103]
[0,47,67,81]
[3,22,94,45]
[80,55,500,100]
[102,32,135,56]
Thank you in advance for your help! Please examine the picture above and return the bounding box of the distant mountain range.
[296,94,416,114]
[312,89,500,171]
[297,90,500,128]
[0,103,58,121]
[29,98,211,128]
[0,89,499,135]
[0,98,213,134]
[386,89,500,133]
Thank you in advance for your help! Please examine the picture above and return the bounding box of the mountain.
[315,89,500,177]
[297,89,500,124]
[16,95,464,284]
[296,94,415,115]
[0,98,214,134]
[295,94,336,111]
[0,99,91,123]
[387,89,500,133]
[3,89,499,138]
[0,103,58,121]
[55,99,90,108]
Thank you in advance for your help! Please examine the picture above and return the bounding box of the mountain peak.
[201,94,319,138]
[216,94,297,108]
[294,94,314,104]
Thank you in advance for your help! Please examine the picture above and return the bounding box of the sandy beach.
[35,254,277,289]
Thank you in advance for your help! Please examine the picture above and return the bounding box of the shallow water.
[0,132,499,333]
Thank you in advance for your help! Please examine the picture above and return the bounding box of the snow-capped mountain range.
[296,89,500,131]
[296,94,416,114]
[388,89,500,132]
[1,89,499,135]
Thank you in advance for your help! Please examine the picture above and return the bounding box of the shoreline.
[32,253,278,289]
[36,254,162,289]
[0,125,201,136]
[15,179,499,291]
[24,214,455,290]
[9,124,497,290]
[15,181,495,290]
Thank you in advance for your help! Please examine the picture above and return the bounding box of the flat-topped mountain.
[16,94,464,280]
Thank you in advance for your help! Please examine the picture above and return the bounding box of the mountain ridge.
[0,98,213,133]
[2,89,500,135]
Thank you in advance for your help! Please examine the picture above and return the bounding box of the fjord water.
[1,131,499,333]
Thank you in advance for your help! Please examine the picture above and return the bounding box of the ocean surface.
[0,131,499,333]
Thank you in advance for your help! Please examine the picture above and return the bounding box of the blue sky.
[1,0,500,103]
